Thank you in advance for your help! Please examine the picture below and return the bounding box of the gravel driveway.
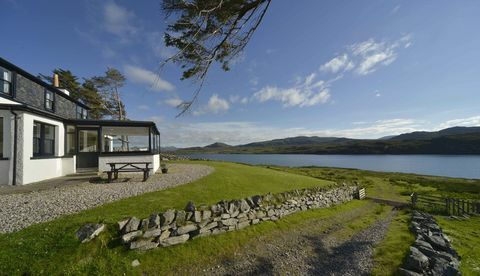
[203,203,395,276]
[0,164,213,234]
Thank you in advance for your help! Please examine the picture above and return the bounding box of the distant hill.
[204,142,232,148]
[389,126,480,141]
[175,126,480,155]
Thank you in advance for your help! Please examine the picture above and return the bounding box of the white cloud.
[193,94,230,116]
[253,73,332,107]
[124,65,175,92]
[164,97,183,107]
[229,95,240,103]
[240,97,249,104]
[438,116,480,129]
[103,1,138,39]
[349,35,412,75]
[320,54,354,73]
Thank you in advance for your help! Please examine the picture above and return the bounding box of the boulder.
[76,223,105,243]
[404,247,429,273]
[239,199,250,213]
[148,214,160,228]
[139,218,149,231]
[162,209,176,225]
[236,221,250,230]
[158,229,171,241]
[175,210,186,226]
[201,221,219,231]
[185,201,196,212]
[193,211,202,223]
[426,235,449,251]
[202,210,212,221]
[251,195,262,206]
[221,218,238,226]
[177,224,198,235]
[118,219,129,232]
[123,217,140,233]
[159,234,189,247]
[143,228,162,239]
[121,230,143,244]
[130,239,158,250]
[131,259,140,267]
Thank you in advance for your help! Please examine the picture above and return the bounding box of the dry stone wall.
[399,211,461,276]
[117,185,358,251]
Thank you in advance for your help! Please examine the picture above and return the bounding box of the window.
[66,125,76,155]
[45,90,54,111]
[76,105,88,119]
[102,126,150,152]
[0,66,12,95]
[33,122,55,157]
[0,117,3,158]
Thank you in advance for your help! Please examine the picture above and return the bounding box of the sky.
[2,0,480,147]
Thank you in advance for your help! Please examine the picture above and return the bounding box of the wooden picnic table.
[105,162,152,183]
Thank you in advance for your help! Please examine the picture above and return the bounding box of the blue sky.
[2,0,480,147]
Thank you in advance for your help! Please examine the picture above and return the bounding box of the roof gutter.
[9,107,18,186]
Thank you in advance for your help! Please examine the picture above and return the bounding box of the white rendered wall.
[98,154,160,173]
[0,109,13,185]
[17,112,75,185]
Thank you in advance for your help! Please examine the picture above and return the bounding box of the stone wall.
[399,211,461,275]
[117,185,358,251]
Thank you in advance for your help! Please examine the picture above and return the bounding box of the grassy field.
[0,161,333,275]
[270,165,480,274]
[1,161,479,275]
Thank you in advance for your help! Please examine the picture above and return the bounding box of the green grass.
[372,210,414,275]
[0,161,332,275]
[436,216,480,275]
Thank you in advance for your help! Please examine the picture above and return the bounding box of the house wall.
[0,109,14,185]
[16,112,76,185]
[98,154,160,173]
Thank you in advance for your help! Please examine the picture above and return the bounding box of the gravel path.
[0,164,213,234]
[204,204,395,276]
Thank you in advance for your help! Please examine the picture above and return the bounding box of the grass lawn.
[0,161,332,275]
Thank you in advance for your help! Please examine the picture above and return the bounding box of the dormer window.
[45,90,54,111]
[0,66,12,95]
[76,105,88,119]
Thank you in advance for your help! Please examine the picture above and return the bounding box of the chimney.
[53,73,60,87]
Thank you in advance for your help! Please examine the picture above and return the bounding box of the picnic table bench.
[105,162,152,183]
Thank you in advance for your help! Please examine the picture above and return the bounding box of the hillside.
[173,126,480,154]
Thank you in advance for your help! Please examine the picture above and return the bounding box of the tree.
[161,0,271,115]
[80,79,108,119]
[39,69,82,100]
[91,68,127,120]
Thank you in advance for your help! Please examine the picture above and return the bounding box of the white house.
[0,57,160,185]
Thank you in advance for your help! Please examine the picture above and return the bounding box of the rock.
[256,211,266,218]
[202,210,212,220]
[398,268,422,276]
[158,229,170,241]
[193,211,202,223]
[130,239,158,250]
[267,210,275,217]
[251,195,262,206]
[162,209,175,225]
[121,230,142,244]
[185,212,193,221]
[230,210,240,218]
[175,210,186,226]
[236,221,250,230]
[426,235,449,251]
[159,234,189,247]
[148,214,160,228]
[252,219,260,224]
[185,201,196,212]
[404,247,429,273]
[76,223,105,243]
[221,218,238,226]
[131,259,140,267]
[221,214,231,219]
[117,219,129,231]
[143,228,162,238]
[123,217,140,233]
[177,224,198,235]
[139,218,149,231]
[239,199,250,213]
[201,221,219,231]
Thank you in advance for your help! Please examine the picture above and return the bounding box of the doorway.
[76,127,100,169]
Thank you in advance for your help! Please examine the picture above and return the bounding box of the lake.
[186,154,480,179]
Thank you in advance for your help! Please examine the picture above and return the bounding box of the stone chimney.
[53,73,60,87]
